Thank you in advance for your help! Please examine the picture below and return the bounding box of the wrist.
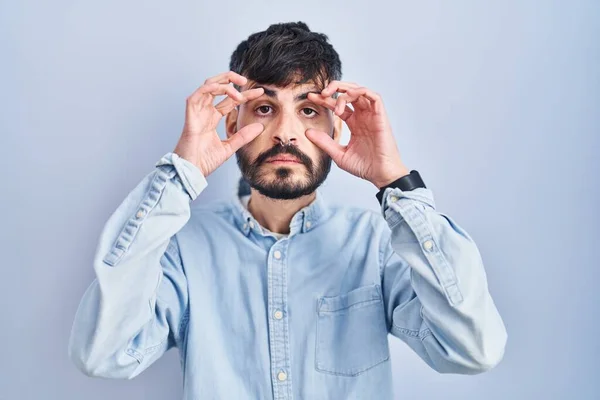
[173,145,203,176]
[375,168,427,205]
[373,167,411,189]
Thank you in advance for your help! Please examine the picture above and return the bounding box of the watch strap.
[376,170,426,205]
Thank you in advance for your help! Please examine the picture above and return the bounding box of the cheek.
[308,115,335,141]
[237,106,262,127]
[306,118,334,147]
[236,117,251,131]
[239,142,261,163]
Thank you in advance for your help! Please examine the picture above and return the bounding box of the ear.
[225,107,239,139]
[332,115,343,143]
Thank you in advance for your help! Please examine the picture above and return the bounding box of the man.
[69,21,507,399]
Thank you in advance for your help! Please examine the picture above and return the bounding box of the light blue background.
[1,1,598,399]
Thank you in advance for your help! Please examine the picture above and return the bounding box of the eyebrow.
[252,86,321,102]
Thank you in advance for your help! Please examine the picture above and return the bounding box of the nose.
[270,110,302,146]
[274,135,296,146]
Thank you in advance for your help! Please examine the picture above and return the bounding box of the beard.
[235,142,332,200]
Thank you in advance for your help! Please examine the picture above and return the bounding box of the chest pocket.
[315,284,390,376]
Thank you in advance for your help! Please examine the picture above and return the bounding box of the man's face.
[227,81,341,200]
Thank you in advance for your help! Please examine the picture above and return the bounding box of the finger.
[332,95,355,120]
[341,88,372,110]
[307,92,337,110]
[307,93,354,120]
[337,104,354,121]
[348,88,383,112]
[321,81,360,97]
[215,87,265,116]
[322,81,360,96]
[223,123,265,157]
[351,88,380,103]
[335,96,348,116]
[189,83,244,106]
[203,84,244,107]
[204,71,248,86]
[305,128,346,164]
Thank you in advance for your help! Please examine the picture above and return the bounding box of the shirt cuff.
[155,152,208,201]
[380,187,436,223]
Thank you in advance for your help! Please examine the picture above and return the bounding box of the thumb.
[224,123,264,156]
[306,128,345,164]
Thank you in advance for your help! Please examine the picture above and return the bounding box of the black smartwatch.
[376,170,426,205]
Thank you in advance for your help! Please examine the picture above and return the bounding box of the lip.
[266,156,302,164]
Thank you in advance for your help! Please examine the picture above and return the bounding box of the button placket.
[423,240,434,251]
[267,244,292,399]
[277,371,287,381]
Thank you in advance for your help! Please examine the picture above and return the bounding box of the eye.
[255,105,273,116]
[302,108,318,117]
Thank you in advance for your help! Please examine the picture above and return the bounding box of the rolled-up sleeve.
[68,152,207,379]
[379,186,507,374]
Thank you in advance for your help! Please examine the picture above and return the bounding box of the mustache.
[254,143,313,169]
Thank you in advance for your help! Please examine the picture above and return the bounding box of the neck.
[247,188,316,234]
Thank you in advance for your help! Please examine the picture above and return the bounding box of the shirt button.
[249,221,255,229]
[274,250,282,259]
[305,221,312,229]
[273,310,283,320]
[423,240,434,251]
[277,371,287,381]
[390,195,399,203]
[135,210,145,219]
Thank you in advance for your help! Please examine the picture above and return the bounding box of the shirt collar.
[231,189,327,237]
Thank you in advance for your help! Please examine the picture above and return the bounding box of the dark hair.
[229,21,342,92]
[231,22,342,197]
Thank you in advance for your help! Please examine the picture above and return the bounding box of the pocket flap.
[318,284,382,313]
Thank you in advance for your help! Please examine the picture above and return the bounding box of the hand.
[174,71,265,177]
[305,81,410,189]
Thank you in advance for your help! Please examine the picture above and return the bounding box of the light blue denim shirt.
[68,152,507,400]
